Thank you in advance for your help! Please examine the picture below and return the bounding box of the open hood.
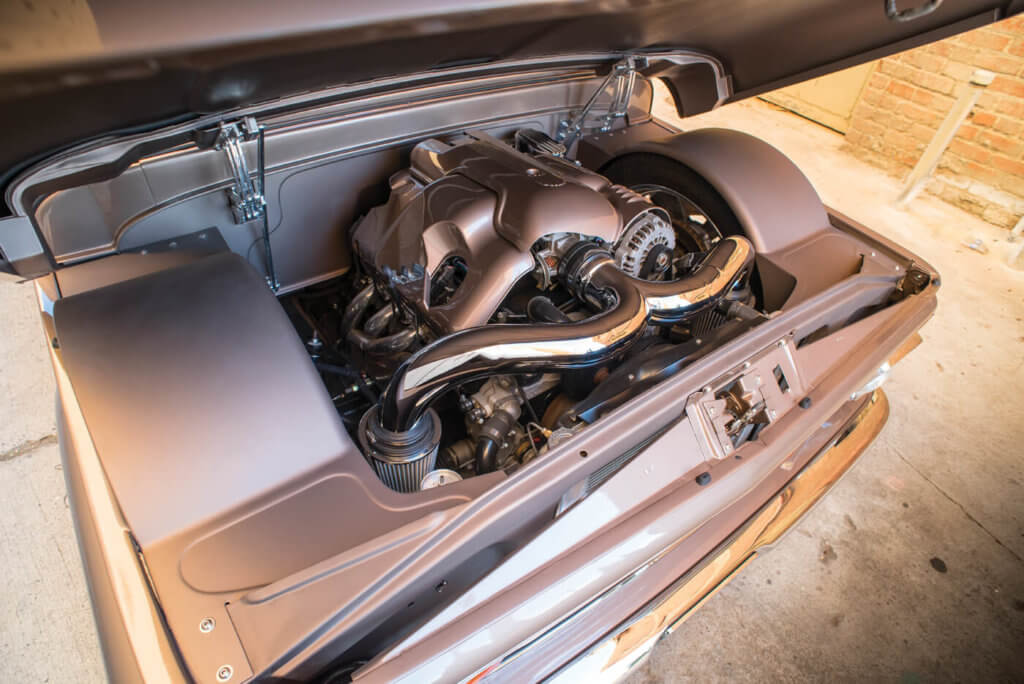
[1,0,1018,182]
[0,0,1018,278]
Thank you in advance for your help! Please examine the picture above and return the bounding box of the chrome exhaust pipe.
[371,236,754,438]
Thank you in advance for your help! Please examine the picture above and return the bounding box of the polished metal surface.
[377,236,753,432]
[420,469,464,490]
[359,406,442,493]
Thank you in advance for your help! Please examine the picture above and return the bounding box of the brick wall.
[844,16,1024,228]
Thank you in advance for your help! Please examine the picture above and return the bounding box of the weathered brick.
[949,45,978,64]
[879,59,917,83]
[977,130,1023,156]
[899,102,940,125]
[887,80,916,100]
[960,30,1011,51]
[956,124,980,141]
[966,179,1024,211]
[937,154,967,175]
[949,139,992,163]
[877,59,901,76]
[868,72,890,91]
[993,95,1024,119]
[902,50,945,73]
[860,87,884,106]
[992,154,1024,177]
[982,205,1017,228]
[974,52,1021,75]
[989,75,1024,98]
[909,87,933,107]
[884,129,924,155]
[942,60,975,82]
[910,123,936,142]
[964,160,1003,186]
[992,116,1024,136]
[1008,38,1024,59]
[851,118,886,139]
[914,70,955,94]
[999,172,1024,198]
[928,42,953,58]
[1001,15,1024,32]
[922,91,955,113]
[971,111,997,127]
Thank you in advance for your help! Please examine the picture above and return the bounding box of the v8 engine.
[294,130,757,492]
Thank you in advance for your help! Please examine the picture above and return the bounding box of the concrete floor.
[1,97,1022,683]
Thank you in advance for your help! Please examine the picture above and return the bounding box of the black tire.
[600,153,745,244]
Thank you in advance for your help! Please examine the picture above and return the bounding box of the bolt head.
[216,665,233,682]
[199,617,215,633]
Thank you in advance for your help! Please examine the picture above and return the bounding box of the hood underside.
[0,0,1018,197]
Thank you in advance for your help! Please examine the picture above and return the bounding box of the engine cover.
[351,132,657,332]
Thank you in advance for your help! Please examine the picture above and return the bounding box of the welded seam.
[895,450,1023,565]
[0,434,57,462]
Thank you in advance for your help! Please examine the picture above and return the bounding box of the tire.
[600,153,744,247]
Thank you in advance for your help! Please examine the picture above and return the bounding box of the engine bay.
[285,129,762,493]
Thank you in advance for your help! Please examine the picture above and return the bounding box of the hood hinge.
[214,117,266,225]
[214,117,278,291]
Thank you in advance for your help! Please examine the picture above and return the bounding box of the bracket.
[215,117,266,225]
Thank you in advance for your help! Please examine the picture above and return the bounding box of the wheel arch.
[582,127,831,255]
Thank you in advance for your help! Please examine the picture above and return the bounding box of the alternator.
[613,209,675,278]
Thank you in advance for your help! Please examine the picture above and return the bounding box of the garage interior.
[1,38,1023,684]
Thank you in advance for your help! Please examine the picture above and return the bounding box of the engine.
[292,130,756,492]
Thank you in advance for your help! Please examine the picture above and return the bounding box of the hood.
[0,0,1018,280]
[0,0,1017,185]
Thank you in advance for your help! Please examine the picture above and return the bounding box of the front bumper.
[462,390,889,684]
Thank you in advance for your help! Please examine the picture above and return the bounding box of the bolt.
[743,361,751,369]
[799,397,812,409]
[777,339,786,348]
[199,617,215,633]
[216,665,233,682]
[696,472,712,486]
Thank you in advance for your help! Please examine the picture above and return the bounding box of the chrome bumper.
[546,389,889,683]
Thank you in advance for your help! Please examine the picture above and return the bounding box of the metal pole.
[896,69,993,206]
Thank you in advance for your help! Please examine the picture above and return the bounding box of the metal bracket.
[685,339,804,462]
[557,55,646,151]
[215,117,266,225]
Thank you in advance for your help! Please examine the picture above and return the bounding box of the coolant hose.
[474,409,517,474]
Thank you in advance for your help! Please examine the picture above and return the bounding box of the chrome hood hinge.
[214,116,278,290]
[215,117,266,224]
